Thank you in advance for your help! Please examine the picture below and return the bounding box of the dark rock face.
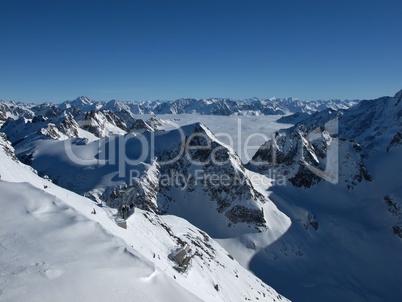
[382,195,402,239]
[57,114,79,137]
[130,119,153,132]
[152,125,267,227]
[384,195,401,216]
[0,133,19,162]
[304,212,319,231]
[387,131,402,151]
[226,205,265,226]
[289,166,322,188]
[253,130,372,189]
[392,225,402,238]
[252,137,298,166]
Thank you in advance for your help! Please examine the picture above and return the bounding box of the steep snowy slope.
[0,181,201,302]
[0,135,199,302]
[245,150,402,302]
[232,90,402,301]
[0,133,289,301]
[6,122,289,239]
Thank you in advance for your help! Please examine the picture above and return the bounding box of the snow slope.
[0,181,200,302]
[246,160,402,302]
[6,122,289,239]
[0,136,199,301]
[0,134,289,301]
[233,89,402,301]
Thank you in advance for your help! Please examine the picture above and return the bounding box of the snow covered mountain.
[61,96,104,112]
[136,97,358,116]
[1,89,401,301]
[0,101,34,126]
[235,90,402,301]
[0,101,161,144]
[248,89,402,188]
[276,112,311,124]
[0,126,289,301]
[248,116,372,189]
[1,95,359,121]
[4,121,284,239]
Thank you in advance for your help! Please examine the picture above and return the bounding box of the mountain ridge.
[1,95,360,122]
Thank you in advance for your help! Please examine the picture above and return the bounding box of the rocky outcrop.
[248,89,402,189]
[387,131,402,151]
[248,121,371,189]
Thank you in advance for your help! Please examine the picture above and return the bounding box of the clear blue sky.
[1,0,401,103]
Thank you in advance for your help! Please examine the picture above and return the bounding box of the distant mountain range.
[0,95,359,122]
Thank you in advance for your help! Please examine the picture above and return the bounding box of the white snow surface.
[0,134,289,301]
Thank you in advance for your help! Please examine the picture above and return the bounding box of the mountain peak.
[394,89,402,100]
[104,99,131,112]
[73,96,92,104]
